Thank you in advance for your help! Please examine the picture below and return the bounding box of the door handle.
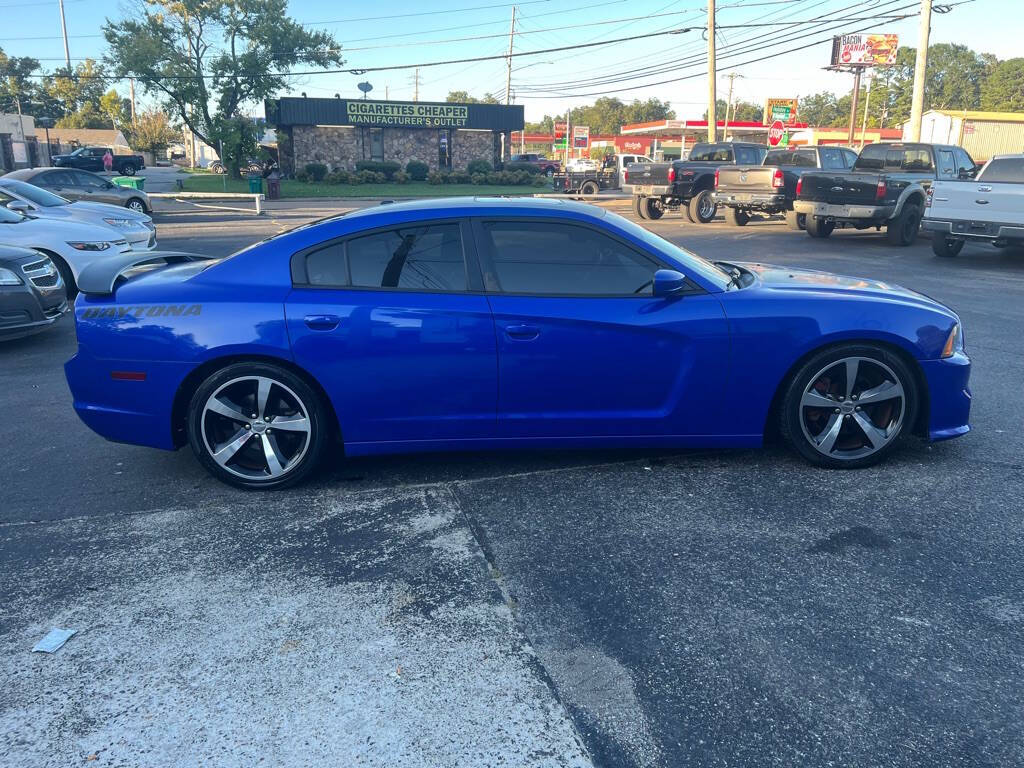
[974,199,989,205]
[505,324,540,340]
[304,313,341,330]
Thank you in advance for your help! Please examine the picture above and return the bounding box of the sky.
[0,0,1015,124]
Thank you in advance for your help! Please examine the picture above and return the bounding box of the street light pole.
[707,0,717,143]
[908,0,932,141]
[57,0,71,70]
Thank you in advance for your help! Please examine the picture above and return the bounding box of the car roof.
[2,169,41,181]
[340,195,607,224]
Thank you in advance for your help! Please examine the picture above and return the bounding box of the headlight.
[103,217,134,228]
[67,241,111,251]
[941,323,963,358]
[0,267,23,285]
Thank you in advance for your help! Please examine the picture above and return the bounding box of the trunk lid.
[799,172,882,204]
[716,166,778,193]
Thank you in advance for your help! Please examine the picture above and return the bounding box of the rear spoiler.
[77,251,216,296]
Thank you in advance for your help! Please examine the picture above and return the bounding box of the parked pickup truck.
[624,142,767,223]
[554,153,652,194]
[52,147,146,176]
[792,142,978,245]
[714,145,859,228]
[505,153,561,176]
[923,154,1024,257]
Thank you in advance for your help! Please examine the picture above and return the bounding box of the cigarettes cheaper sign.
[830,34,899,67]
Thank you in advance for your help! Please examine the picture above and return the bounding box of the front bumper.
[920,352,972,441]
[0,290,68,341]
[922,218,1024,241]
[714,191,786,210]
[793,200,895,221]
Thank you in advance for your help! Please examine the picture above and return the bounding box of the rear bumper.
[714,191,786,210]
[793,200,895,221]
[922,218,1024,241]
[920,352,972,442]
[625,184,672,196]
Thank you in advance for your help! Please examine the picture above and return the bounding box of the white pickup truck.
[923,154,1024,257]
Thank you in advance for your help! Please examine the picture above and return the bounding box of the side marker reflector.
[111,371,146,381]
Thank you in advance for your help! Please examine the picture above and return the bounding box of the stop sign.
[768,120,786,146]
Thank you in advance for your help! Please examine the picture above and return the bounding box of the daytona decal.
[81,304,203,319]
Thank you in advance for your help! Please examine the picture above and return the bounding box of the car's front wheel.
[781,345,918,468]
[642,197,664,220]
[886,203,923,246]
[125,198,147,214]
[725,207,749,226]
[121,164,137,176]
[785,210,806,231]
[187,363,329,489]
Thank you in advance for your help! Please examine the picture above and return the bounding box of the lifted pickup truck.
[554,153,651,194]
[51,147,146,176]
[793,142,978,245]
[923,154,1024,256]
[624,142,766,223]
[714,145,859,228]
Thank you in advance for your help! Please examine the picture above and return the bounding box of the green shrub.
[427,171,445,185]
[405,160,429,181]
[531,175,549,187]
[295,169,310,183]
[326,169,349,185]
[347,172,362,185]
[356,169,386,184]
[450,171,472,184]
[393,170,410,184]
[485,171,501,185]
[513,170,533,185]
[304,162,328,182]
[503,161,543,175]
[466,158,492,175]
[355,160,401,179]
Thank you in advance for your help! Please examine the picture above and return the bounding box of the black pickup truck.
[624,142,766,223]
[52,146,146,176]
[714,145,859,228]
[793,142,978,245]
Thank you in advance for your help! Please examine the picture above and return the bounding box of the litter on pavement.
[32,628,78,653]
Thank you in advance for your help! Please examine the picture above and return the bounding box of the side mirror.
[652,268,688,297]
[7,200,30,213]
[958,167,976,179]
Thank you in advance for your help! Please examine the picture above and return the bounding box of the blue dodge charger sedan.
[65,197,970,489]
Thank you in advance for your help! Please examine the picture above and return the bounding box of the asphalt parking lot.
[3,199,1024,766]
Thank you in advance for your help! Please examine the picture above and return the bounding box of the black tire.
[785,210,806,231]
[780,344,919,469]
[187,362,329,490]
[635,196,649,220]
[806,216,835,238]
[121,164,136,176]
[581,180,600,196]
[687,189,717,224]
[642,197,664,220]
[125,198,147,214]
[886,203,923,246]
[50,253,77,300]
[545,167,555,178]
[724,207,749,226]
[210,162,225,174]
[931,232,964,257]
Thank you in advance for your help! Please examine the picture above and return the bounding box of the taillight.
[772,168,784,189]
[876,178,887,200]
[926,186,933,208]
[796,177,803,196]
[714,168,720,188]
[667,166,676,183]
[624,170,629,183]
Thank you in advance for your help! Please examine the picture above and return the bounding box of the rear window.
[766,150,816,167]
[979,157,1024,183]
[901,149,933,172]
[688,144,733,162]
[854,144,888,170]
[735,146,766,165]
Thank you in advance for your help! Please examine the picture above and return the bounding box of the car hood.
[70,200,150,220]
[737,261,952,312]
[9,216,124,243]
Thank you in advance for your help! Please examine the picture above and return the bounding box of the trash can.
[247,174,263,194]
[112,176,145,191]
[266,170,282,200]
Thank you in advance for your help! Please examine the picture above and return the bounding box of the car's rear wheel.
[634,196,649,219]
[188,363,328,489]
[887,203,922,246]
[581,180,600,196]
[688,189,717,224]
[642,197,664,219]
[931,232,964,257]
[806,216,835,238]
[125,198,147,214]
[781,345,918,468]
[725,207,749,226]
[785,210,806,231]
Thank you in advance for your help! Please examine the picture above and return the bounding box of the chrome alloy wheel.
[698,193,716,220]
[799,356,906,461]
[200,375,312,480]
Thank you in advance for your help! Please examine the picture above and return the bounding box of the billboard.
[763,98,798,125]
[572,125,589,149]
[830,34,899,67]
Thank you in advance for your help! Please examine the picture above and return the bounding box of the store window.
[438,129,452,170]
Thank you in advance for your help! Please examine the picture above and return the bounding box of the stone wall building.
[266,97,524,175]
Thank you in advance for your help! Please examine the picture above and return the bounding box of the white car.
[0,178,157,251]
[0,204,132,297]
[924,154,1024,257]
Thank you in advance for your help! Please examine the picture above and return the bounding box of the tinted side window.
[689,144,733,162]
[854,145,887,170]
[842,149,859,169]
[304,224,467,291]
[41,170,77,186]
[936,149,957,178]
[481,221,658,296]
[73,171,107,188]
[953,148,976,174]
[820,148,846,170]
[901,149,933,172]
[980,158,1024,183]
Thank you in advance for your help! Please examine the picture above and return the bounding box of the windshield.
[0,204,26,224]
[0,179,69,207]
[604,210,730,289]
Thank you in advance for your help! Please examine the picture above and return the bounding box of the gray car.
[4,168,151,214]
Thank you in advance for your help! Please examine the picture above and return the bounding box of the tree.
[797,91,843,127]
[524,115,554,134]
[45,59,112,127]
[704,99,762,123]
[104,0,343,176]
[981,58,1024,111]
[445,90,499,104]
[127,108,180,155]
[0,48,41,115]
[568,97,674,134]
[100,89,132,131]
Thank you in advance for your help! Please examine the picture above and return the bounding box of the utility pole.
[706,0,717,143]
[908,0,932,141]
[846,67,862,146]
[129,78,137,125]
[723,72,741,141]
[412,68,420,102]
[502,6,517,163]
[859,72,872,148]
[57,0,71,70]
